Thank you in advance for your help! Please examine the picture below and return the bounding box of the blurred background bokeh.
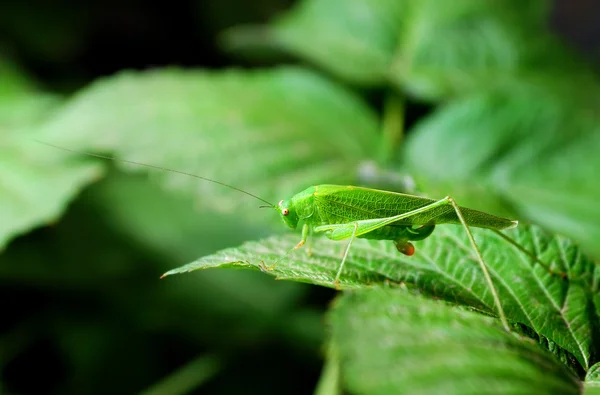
[1,0,599,394]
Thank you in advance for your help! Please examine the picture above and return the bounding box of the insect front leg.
[258,260,275,272]
[295,223,310,250]
[273,223,310,268]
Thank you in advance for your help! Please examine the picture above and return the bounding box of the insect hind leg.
[446,197,509,332]
[385,196,509,332]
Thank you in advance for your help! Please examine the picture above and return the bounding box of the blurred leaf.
[224,0,406,85]
[223,0,566,100]
[387,0,578,99]
[81,172,316,346]
[37,67,379,217]
[330,288,581,395]
[86,171,269,262]
[314,342,341,395]
[0,181,149,287]
[0,95,60,129]
[164,223,600,370]
[0,58,39,97]
[586,363,600,395]
[0,65,103,251]
[404,79,600,259]
[140,353,222,395]
[0,188,319,393]
[0,58,57,126]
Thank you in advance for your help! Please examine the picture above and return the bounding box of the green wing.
[312,185,517,230]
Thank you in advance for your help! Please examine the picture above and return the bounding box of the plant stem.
[379,91,405,165]
[314,341,341,395]
[140,353,222,395]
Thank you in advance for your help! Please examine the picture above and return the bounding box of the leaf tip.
[160,269,179,279]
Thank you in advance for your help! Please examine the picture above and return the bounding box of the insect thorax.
[290,187,317,221]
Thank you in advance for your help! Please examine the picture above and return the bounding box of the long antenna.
[36,140,275,207]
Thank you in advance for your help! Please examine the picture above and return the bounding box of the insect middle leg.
[305,226,314,256]
[334,222,359,290]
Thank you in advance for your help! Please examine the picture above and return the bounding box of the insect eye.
[282,208,289,216]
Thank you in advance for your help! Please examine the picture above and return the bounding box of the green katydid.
[39,141,517,331]
[274,184,516,331]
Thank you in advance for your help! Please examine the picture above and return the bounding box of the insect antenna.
[36,140,275,207]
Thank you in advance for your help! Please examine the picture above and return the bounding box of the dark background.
[1,0,599,394]
[2,0,599,90]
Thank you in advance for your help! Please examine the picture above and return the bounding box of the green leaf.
[140,354,222,395]
[224,0,566,100]
[586,363,600,395]
[0,65,103,250]
[403,80,600,259]
[0,58,57,127]
[0,58,39,97]
[229,0,406,85]
[81,171,311,323]
[164,223,600,371]
[330,288,581,395]
[86,171,268,262]
[314,342,342,395]
[0,136,103,251]
[37,67,379,218]
[388,0,577,99]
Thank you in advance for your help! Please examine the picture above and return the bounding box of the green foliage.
[3,0,600,393]
[36,67,379,218]
[0,63,102,251]
[224,0,569,100]
[222,0,408,85]
[404,80,600,258]
[330,288,581,395]
[587,363,600,394]
[164,224,599,372]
